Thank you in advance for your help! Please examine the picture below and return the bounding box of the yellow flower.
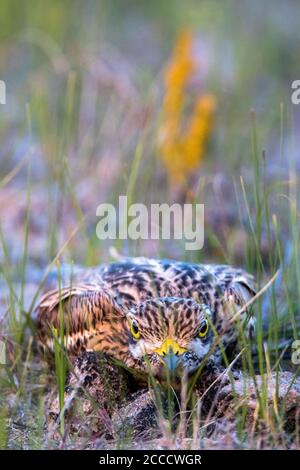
[158,30,216,185]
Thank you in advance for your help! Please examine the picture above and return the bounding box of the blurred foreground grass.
[0,0,300,449]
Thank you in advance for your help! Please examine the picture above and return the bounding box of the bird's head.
[126,297,213,378]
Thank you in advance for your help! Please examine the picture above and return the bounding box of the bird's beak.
[154,338,187,372]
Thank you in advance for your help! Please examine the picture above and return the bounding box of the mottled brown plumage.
[37,257,256,377]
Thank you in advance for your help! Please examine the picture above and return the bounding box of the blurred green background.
[0,0,300,450]
[0,0,299,267]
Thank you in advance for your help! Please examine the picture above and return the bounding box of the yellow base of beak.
[154,338,187,357]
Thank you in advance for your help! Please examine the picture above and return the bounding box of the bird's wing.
[112,258,257,327]
[37,258,257,355]
[37,283,125,355]
[200,264,257,342]
[203,264,256,304]
[99,258,181,304]
[97,257,256,309]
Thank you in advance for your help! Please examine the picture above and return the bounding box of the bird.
[37,257,256,380]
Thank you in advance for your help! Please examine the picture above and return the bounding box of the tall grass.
[0,0,299,450]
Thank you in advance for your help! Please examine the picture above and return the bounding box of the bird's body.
[37,257,256,378]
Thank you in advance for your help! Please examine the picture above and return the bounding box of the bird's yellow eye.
[198,320,209,338]
[130,320,141,340]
